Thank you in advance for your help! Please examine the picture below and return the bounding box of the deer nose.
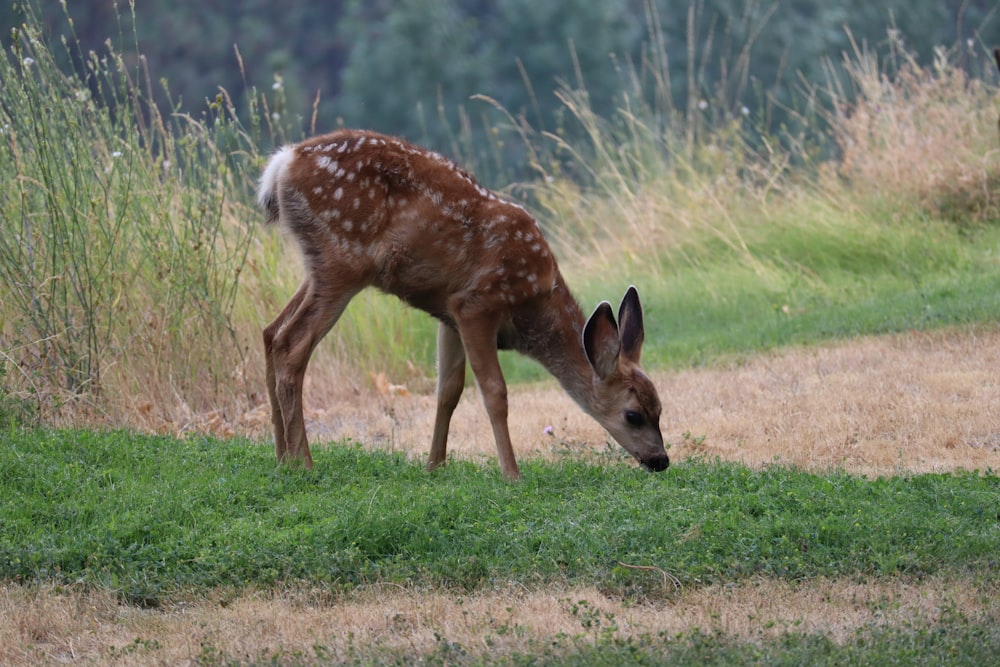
[641,453,670,472]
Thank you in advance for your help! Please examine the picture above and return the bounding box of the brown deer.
[257,129,669,480]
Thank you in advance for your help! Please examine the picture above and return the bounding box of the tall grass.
[519,30,1000,280]
[0,4,446,429]
[829,35,1000,224]
[487,26,1000,373]
[477,23,1000,378]
[0,7,258,425]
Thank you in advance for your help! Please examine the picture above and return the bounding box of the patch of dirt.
[229,326,1000,476]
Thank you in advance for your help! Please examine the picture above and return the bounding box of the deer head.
[583,287,668,471]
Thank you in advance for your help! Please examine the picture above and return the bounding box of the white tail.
[258,129,668,480]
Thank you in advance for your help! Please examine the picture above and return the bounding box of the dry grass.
[2,573,995,665]
[216,325,1000,477]
[662,326,1000,474]
[831,40,1000,224]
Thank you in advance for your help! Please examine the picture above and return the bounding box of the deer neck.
[513,273,597,414]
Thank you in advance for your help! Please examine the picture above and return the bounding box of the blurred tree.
[336,0,487,145]
[4,0,1000,171]
[644,0,1000,122]
[479,0,636,131]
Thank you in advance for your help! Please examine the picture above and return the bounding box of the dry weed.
[833,43,1000,223]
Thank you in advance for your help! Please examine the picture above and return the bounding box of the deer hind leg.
[455,315,519,481]
[428,322,466,471]
[263,281,308,462]
[263,278,354,468]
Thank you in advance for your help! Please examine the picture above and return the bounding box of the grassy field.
[1,429,998,664]
[5,430,998,593]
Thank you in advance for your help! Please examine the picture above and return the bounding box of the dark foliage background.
[5,1,1000,180]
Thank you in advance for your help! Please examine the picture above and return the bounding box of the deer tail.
[257,145,296,224]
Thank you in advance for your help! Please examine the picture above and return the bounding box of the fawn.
[258,129,669,480]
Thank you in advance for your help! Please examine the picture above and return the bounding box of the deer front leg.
[429,322,466,471]
[457,316,520,481]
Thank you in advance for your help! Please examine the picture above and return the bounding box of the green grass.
[2,429,997,601]
[5,428,997,664]
[635,220,1000,369]
[313,206,1000,386]
[498,211,1000,382]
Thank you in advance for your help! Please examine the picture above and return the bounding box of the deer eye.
[624,411,644,428]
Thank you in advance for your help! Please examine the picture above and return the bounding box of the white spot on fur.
[485,235,505,249]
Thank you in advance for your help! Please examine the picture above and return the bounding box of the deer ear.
[617,286,645,363]
[584,302,621,380]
